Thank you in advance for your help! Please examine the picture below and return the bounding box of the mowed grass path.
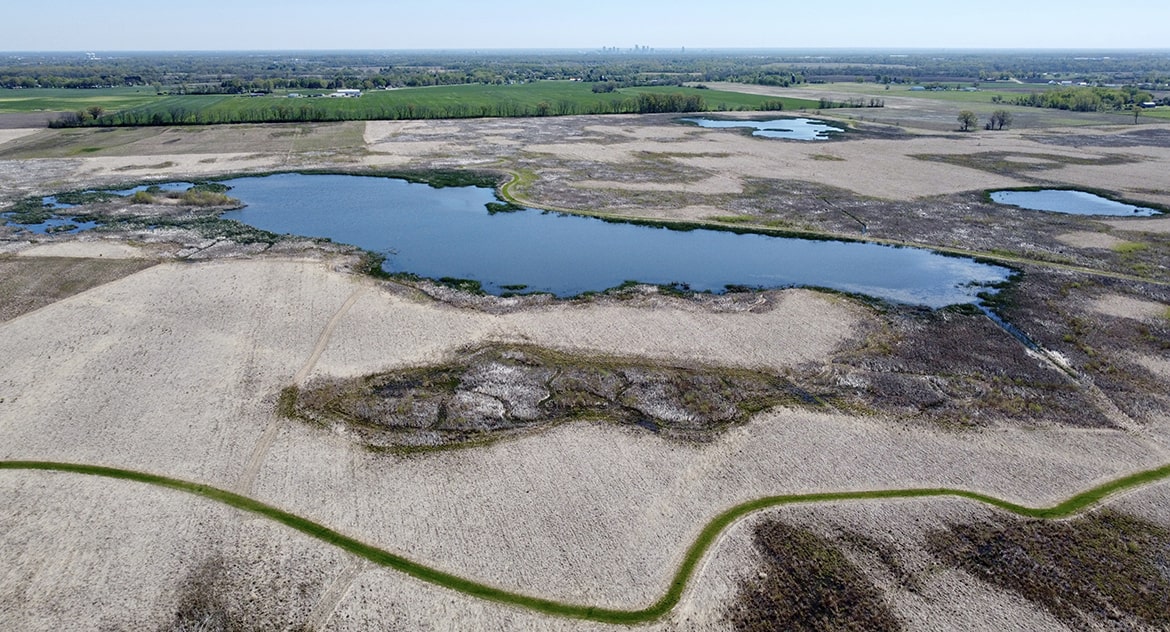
[2,459,1168,624]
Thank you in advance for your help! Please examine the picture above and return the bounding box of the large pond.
[990,190,1162,217]
[214,173,1009,307]
[682,117,844,140]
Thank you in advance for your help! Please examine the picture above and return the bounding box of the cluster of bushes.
[129,184,236,207]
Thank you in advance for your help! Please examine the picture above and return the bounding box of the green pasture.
[0,87,161,113]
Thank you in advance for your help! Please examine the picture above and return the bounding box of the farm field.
[1,83,1169,630]
[0,86,161,113]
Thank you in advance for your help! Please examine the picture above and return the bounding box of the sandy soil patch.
[526,130,1043,200]
[1134,354,1170,380]
[573,174,742,195]
[15,240,151,259]
[1055,230,1126,250]
[311,288,860,380]
[0,128,41,146]
[1050,146,1170,207]
[583,123,701,141]
[1089,293,1169,321]
[1104,215,1170,234]
[363,120,458,144]
[76,152,279,180]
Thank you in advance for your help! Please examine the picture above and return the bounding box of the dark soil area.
[812,304,1112,427]
[160,555,317,632]
[0,255,157,322]
[726,520,903,632]
[0,112,55,129]
[927,510,1170,631]
[285,344,822,451]
[1027,127,1170,149]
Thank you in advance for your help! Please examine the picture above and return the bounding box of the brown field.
[1,89,1168,630]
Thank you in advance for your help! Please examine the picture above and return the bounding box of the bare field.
[0,256,1167,628]
[1,100,1169,630]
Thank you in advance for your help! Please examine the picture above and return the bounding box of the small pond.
[215,173,1009,307]
[990,190,1162,217]
[0,215,98,235]
[682,117,844,140]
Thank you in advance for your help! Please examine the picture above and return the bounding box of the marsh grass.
[928,510,1170,630]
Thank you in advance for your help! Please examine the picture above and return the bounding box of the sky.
[3,0,1169,51]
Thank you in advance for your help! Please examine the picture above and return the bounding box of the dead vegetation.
[910,151,1140,177]
[0,255,156,322]
[990,267,1170,424]
[726,520,903,632]
[284,343,822,451]
[813,305,1111,427]
[927,510,1170,631]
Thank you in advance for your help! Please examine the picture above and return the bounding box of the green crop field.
[0,87,162,113]
[72,81,821,126]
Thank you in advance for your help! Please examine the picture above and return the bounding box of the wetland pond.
[990,190,1162,217]
[681,117,844,140]
[212,173,1009,307]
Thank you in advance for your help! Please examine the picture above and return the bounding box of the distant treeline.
[50,92,715,127]
[8,51,1170,93]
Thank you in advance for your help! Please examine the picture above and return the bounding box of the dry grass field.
[1,90,1169,630]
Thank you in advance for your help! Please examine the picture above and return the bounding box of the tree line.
[49,92,711,127]
[1010,86,1154,112]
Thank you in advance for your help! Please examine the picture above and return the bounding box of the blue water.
[0,215,99,235]
[682,117,844,140]
[107,182,193,196]
[990,190,1161,217]
[218,173,1010,307]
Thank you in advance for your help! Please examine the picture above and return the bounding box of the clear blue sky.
[4,0,1168,51]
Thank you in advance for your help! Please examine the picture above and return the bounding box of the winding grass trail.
[3,459,1169,624]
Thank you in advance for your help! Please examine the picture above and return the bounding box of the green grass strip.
[2,459,1168,623]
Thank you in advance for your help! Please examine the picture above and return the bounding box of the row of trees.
[51,93,709,127]
[817,97,885,109]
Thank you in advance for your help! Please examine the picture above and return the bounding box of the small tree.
[1133,103,1142,124]
[989,109,1013,130]
[958,110,978,131]
[86,105,104,120]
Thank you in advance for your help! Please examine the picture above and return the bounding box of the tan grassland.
[0,128,41,145]
[2,94,1169,629]
[15,240,151,259]
[1089,293,1170,321]
[1055,230,1127,250]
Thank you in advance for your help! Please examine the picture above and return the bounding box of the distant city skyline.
[3,0,1169,52]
